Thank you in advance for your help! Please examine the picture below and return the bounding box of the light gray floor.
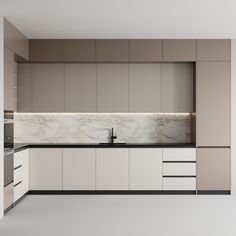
[0,194,236,236]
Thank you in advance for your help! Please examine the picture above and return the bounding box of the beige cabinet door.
[32,64,64,112]
[96,40,129,62]
[97,64,129,112]
[4,47,14,111]
[29,148,63,190]
[163,39,196,61]
[197,148,230,191]
[197,39,231,61]
[17,64,32,112]
[29,39,63,62]
[96,148,129,190]
[162,63,194,112]
[196,62,230,146]
[65,64,96,112]
[63,149,96,190]
[129,39,162,62]
[129,64,161,112]
[63,40,96,62]
[130,148,162,190]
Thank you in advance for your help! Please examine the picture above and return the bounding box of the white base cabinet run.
[130,148,162,190]
[63,148,96,190]
[96,148,129,190]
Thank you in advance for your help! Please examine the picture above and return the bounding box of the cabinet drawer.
[14,180,26,202]
[163,177,196,190]
[14,165,23,185]
[163,163,196,176]
[163,148,196,161]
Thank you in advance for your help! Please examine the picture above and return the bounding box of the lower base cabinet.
[96,148,129,190]
[63,148,96,190]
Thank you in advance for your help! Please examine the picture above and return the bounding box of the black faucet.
[110,128,117,144]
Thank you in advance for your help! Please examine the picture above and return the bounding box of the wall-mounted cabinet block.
[17,64,32,112]
[96,148,129,190]
[130,148,162,190]
[197,39,231,61]
[129,64,161,112]
[32,64,64,112]
[96,40,129,62]
[163,39,196,61]
[63,149,96,190]
[29,148,63,190]
[129,39,162,62]
[29,39,62,62]
[196,62,230,146]
[4,18,29,60]
[97,64,129,112]
[197,148,230,190]
[4,47,15,111]
[63,40,96,62]
[162,63,194,112]
[65,64,96,112]
[163,177,196,190]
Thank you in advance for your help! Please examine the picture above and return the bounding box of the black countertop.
[14,143,196,153]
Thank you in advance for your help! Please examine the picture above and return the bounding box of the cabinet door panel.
[129,64,161,112]
[65,64,96,112]
[32,64,64,112]
[197,148,230,190]
[196,62,230,146]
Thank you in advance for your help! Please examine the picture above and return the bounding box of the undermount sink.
[99,143,127,145]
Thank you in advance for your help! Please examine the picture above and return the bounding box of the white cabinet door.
[97,64,129,112]
[129,64,162,112]
[63,148,96,190]
[14,149,29,202]
[96,148,129,190]
[130,148,162,190]
[29,148,63,190]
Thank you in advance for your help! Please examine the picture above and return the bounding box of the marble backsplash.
[14,113,193,144]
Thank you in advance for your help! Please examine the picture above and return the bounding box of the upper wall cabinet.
[162,63,194,112]
[129,64,162,112]
[97,64,129,112]
[32,64,64,112]
[96,40,129,62]
[29,40,63,62]
[63,40,96,62]
[4,19,29,60]
[129,40,162,62]
[65,64,97,112]
[163,39,196,61]
[197,39,231,61]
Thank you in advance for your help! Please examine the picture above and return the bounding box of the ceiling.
[0,0,235,39]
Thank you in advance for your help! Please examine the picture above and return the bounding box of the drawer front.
[14,165,23,185]
[163,177,196,190]
[163,163,196,176]
[14,180,27,202]
[163,148,196,161]
[14,153,24,169]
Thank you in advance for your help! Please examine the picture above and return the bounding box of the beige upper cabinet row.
[28,39,231,63]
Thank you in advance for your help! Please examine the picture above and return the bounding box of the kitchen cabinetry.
[97,64,129,112]
[196,62,230,146]
[96,148,129,190]
[4,47,14,111]
[29,148,63,190]
[197,148,230,191]
[31,64,64,112]
[163,39,196,61]
[63,149,96,190]
[197,39,231,61]
[130,148,162,190]
[129,64,162,112]
[96,40,129,62]
[129,39,162,62]
[162,63,194,112]
[29,39,63,62]
[65,64,96,112]
[63,40,96,62]
[14,149,29,202]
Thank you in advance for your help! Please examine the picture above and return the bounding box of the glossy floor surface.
[0,195,235,236]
